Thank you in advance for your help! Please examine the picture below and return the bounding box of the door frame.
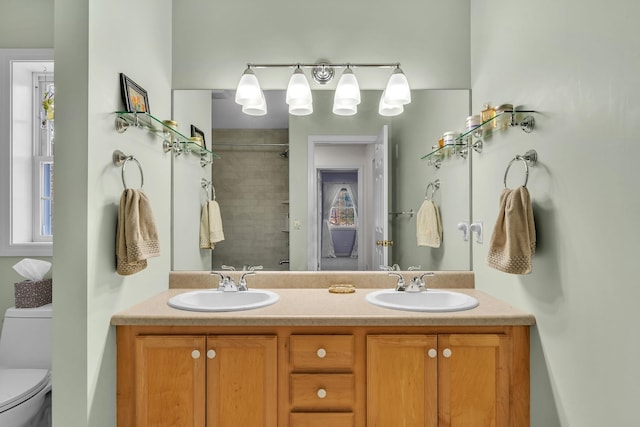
[307,134,377,270]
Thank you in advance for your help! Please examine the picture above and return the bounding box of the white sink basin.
[365,289,479,312]
[168,289,279,312]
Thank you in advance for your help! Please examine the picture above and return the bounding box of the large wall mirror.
[172,89,471,272]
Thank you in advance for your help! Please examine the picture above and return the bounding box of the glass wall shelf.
[420,110,535,161]
[115,111,220,160]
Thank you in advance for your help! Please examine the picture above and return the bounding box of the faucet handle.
[247,265,263,271]
[221,265,236,271]
[238,271,256,291]
[388,272,406,291]
[407,265,422,271]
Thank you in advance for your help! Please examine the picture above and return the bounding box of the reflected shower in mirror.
[172,89,471,272]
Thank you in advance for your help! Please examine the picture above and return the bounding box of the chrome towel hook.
[112,150,144,189]
[504,149,537,188]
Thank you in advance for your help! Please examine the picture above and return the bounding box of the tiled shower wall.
[210,129,289,270]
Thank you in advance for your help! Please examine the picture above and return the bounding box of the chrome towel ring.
[425,179,440,200]
[112,150,144,189]
[504,149,537,188]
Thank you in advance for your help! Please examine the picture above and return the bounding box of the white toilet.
[0,304,52,427]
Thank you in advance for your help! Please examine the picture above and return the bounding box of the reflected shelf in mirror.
[115,111,221,159]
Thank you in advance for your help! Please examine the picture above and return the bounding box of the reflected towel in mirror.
[200,200,225,249]
[416,199,442,248]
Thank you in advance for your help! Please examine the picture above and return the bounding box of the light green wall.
[53,0,172,425]
[0,0,54,48]
[392,90,471,271]
[470,1,640,425]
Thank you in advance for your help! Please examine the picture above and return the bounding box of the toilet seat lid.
[0,369,50,413]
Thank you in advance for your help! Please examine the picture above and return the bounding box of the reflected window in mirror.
[329,188,357,227]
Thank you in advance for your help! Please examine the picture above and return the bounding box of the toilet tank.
[0,304,52,370]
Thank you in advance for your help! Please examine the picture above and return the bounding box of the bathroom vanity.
[112,273,534,427]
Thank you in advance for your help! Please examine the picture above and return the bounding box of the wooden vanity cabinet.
[117,329,277,427]
[117,325,529,427]
[367,333,511,427]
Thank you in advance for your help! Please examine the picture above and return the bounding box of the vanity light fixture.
[234,62,410,117]
[242,90,267,116]
[286,66,313,116]
[235,66,263,107]
[333,66,361,116]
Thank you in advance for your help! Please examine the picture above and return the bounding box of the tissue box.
[14,279,52,308]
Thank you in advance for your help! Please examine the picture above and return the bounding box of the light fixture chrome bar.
[247,62,400,69]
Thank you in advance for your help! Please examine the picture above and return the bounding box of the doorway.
[318,170,360,271]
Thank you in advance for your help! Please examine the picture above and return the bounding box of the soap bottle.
[480,103,496,128]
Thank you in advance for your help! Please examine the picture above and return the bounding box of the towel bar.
[504,149,537,188]
[113,150,144,189]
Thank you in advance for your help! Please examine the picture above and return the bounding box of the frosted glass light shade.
[242,91,267,116]
[286,68,313,106]
[378,90,404,116]
[382,67,411,106]
[332,101,357,116]
[235,68,263,106]
[289,103,313,116]
[333,68,361,108]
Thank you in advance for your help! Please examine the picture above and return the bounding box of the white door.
[371,125,389,269]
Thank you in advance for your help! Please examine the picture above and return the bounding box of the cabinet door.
[206,335,277,427]
[367,335,438,427]
[135,335,206,427]
[438,334,509,427]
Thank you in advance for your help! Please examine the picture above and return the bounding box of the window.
[329,188,357,227]
[0,49,54,256]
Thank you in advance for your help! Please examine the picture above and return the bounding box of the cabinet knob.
[316,348,327,358]
[317,388,327,399]
[427,348,437,359]
[443,348,452,358]
[207,349,216,359]
[191,350,201,359]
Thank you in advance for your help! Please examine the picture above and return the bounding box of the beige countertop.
[111,288,535,327]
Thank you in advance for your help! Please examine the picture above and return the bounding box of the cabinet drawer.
[290,335,354,371]
[290,412,354,427]
[290,374,355,410]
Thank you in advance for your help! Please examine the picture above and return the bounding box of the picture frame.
[119,73,150,113]
[190,125,207,150]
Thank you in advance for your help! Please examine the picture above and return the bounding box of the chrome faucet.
[404,272,434,293]
[211,271,238,292]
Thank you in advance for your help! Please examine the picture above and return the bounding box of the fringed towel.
[416,199,442,248]
[487,186,536,274]
[199,200,225,249]
[116,189,160,275]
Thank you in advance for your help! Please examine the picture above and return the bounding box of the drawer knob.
[427,348,437,359]
[443,348,452,358]
[207,349,216,359]
[191,350,201,359]
[316,348,327,358]
[317,388,327,399]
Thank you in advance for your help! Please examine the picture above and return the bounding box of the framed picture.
[190,125,207,150]
[120,73,150,113]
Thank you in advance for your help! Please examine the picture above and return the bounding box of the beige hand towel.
[116,189,160,275]
[199,202,212,249]
[487,186,536,274]
[208,200,225,245]
[416,199,442,248]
